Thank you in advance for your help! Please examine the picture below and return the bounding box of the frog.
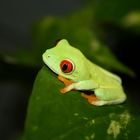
[42,39,126,106]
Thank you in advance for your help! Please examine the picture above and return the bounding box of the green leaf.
[94,0,140,23]
[21,66,140,140]
[93,0,140,34]
[122,11,140,33]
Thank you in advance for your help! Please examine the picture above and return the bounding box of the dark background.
[0,0,139,140]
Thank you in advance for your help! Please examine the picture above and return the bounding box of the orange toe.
[60,88,66,94]
[81,93,97,104]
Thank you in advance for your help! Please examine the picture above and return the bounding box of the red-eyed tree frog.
[42,39,126,106]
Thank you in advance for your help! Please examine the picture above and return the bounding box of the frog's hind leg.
[91,98,126,106]
[92,88,127,106]
[81,93,110,106]
[81,93,97,104]
[81,88,126,106]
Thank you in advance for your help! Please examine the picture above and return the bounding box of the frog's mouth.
[46,64,59,75]
[43,62,59,78]
[42,53,60,75]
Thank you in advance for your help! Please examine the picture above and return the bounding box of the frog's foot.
[58,75,73,94]
[81,93,97,104]
[60,84,74,94]
[58,75,73,86]
[92,101,108,106]
[81,93,107,106]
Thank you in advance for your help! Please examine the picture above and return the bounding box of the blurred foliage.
[1,0,138,76]
[94,0,140,33]
[94,0,140,22]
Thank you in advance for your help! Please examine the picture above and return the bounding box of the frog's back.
[87,60,122,87]
[97,65,121,83]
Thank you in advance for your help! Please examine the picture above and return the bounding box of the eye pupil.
[62,64,68,71]
[60,60,74,73]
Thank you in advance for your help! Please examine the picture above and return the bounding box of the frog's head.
[42,39,90,82]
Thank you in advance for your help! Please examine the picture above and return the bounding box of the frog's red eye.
[60,60,74,73]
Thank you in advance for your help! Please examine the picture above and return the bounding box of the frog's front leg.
[60,80,99,93]
[58,75,73,86]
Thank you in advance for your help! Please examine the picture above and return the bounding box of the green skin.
[42,39,126,106]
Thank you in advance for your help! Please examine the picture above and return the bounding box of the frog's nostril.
[47,55,50,58]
